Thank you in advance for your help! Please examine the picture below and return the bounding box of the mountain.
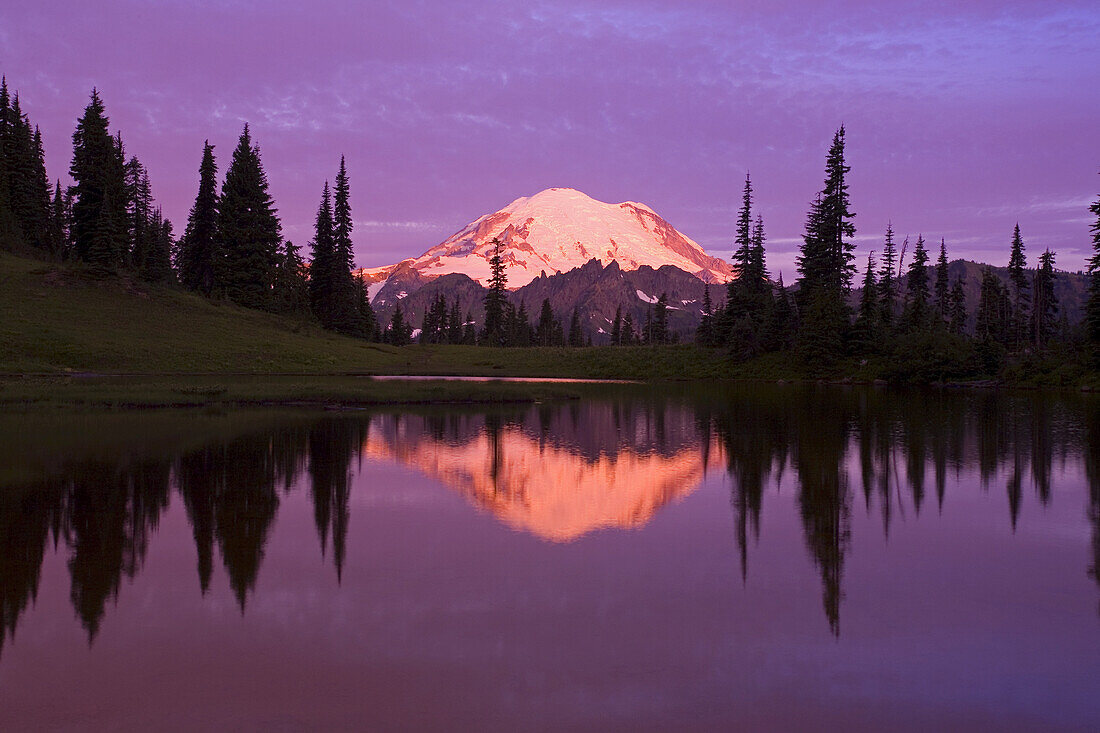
[371,259,722,343]
[366,187,732,293]
[361,404,717,541]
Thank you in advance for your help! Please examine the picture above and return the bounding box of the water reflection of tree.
[66,460,171,639]
[0,479,63,659]
[709,397,777,585]
[2,390,1099,651]
[706,386,1094,635]
[792,393,851,637]
[309,419,368,582]
[1084,403,1100,612]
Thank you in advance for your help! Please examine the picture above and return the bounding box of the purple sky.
[3,0,1098,276]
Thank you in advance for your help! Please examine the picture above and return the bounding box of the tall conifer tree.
[331,156,360,333]
[877,224,898,326]
[309,181,336,326]
[903,235,930,329]
[1086,179,1100,355]
[70,89,127,270]
[47,179,69,257]
[1007,223,1029,346]
[934,238,950,323]
[0,77,20,249]
[482,238,507,345]
[216,124,281,309]
[796,127,856,362]
[853,252,878,345]
[1031,249,1058,349]
[177,142,219,294]
[731,173,753,282]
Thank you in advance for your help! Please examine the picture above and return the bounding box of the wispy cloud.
[356,220,449,231]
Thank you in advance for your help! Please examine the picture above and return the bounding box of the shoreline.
[1,371,1094,412]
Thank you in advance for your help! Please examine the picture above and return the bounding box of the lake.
[1,384,1098,731]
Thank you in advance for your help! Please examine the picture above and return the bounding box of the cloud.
[356,220,450,232]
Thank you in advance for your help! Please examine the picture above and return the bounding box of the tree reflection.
[0,388,1097,651]
[65,460,171,640]
[309,419,366,582]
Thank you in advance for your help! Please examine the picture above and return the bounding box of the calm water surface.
[1,385,1098,731]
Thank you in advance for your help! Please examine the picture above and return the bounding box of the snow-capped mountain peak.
[368,188,732,290]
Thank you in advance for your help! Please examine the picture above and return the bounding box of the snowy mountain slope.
[367,188,732,291]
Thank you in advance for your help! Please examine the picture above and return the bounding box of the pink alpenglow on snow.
[367,188,733,289]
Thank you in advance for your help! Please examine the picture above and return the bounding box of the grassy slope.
[0,253,736,407]
[6,252,1085,400]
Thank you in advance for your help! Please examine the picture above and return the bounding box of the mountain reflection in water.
[1,385,1099,663]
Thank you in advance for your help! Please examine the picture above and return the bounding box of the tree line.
[4,77,1099,370]
[697,126,1100,379]
[0,79,376,338]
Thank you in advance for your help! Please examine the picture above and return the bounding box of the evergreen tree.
[177,142,219,294]
[23,124,51,250]
[139,209,174,283]
[653,293,670,344]
[975,267,1011,342]
[1087,179,1100,357]
[551,314,565,347]
[462,311,477,344]
[216,124,281,309]
[0,76,19,249]
[387,304,412,346]
[696,284,715,345]
[447,300,463,344]
[877,223,898,327]
[6,95,50,250]
[852,252,878,348]
[520,301,535,346]
[975,267,1011,372]
[726,175,771,348]
[124,156,154,271]
[611,305,623,345]
[70,89,128,270]
[731,173,753,284]
[481,238,507,345]
[748,215,769,287]
[1007,223,1030,346]
[272,240,310,314]
[903,235,930,330]
[568,308,584,346]
[309,181,336,326]
[330,156,360,334]
[934,238,950,323]
[769,274,795,351]
[536,298,555,346]
[47,179,69,258]
[948,275,967,335]
[796,127,856,362]
[1031,249,1058,349]
[621,312,636,345]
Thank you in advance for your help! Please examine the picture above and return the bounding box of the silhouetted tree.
[934,238,950,323]
[177,141,219,293]
[1007,223,1030,347]
[216,125,280,308]
[481,238,507,345]
[903,235,930,330]
[1031,249,1058,349]
[797,127,856,363]
[70,89,127,270]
